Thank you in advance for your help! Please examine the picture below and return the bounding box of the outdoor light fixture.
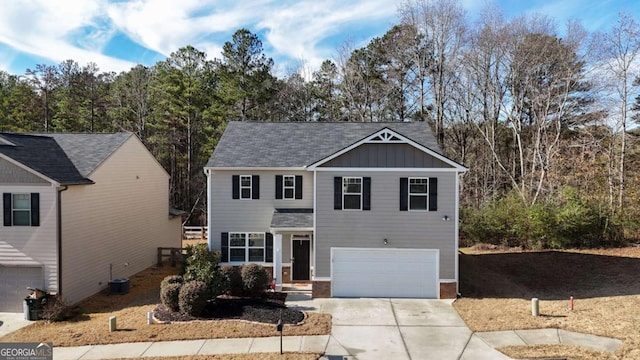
[442,215,450,221]
[383,238,388,245]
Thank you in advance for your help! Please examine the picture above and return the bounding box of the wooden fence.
[183,226,208,240]
[157,247,186,267]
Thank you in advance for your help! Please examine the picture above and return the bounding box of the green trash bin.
[24,298,40,321]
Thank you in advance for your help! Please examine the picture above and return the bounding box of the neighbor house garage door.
[331,248,439,298]
[0,266,44,312]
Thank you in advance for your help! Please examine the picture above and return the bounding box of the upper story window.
[232,175,260,200]
[3,192,40,227]
[283,175,295,199]
[240,175,252,199]
[400,177,437,211]
[12,194,31,225]
[333,176,371,211]
[275,175,303,200]
[409,178,428,210]
[343,177,362,210]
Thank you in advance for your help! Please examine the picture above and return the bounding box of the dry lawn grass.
[454,246,640,359]
[0,265,331,347]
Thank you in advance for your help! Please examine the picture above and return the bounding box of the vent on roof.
[369,129,403,143]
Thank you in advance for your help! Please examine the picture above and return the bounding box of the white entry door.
[331,248,439,298]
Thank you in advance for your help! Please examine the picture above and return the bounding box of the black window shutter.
[275,175,283,199]
[252,175,260,199]
[400,178,408,211]
[363,177,371,210]
[429,178,438,211]
[30,193,40,227]
[295,175,303,199]
[3,193,11,226]
[221,232,229,262]
[265,233,273,263]
[232,175,240,199]
[334,177,342,210]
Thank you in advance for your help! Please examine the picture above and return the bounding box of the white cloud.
[258,0,398,73]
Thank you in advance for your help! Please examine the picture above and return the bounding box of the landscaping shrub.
[221,266,243,296]
[460,187,623,249]
[160,282,182,311]
[41,296,74,322]
[241,264,269,297]
[182,244,226,297]
[161,275,183,288]
[178,280,210,316]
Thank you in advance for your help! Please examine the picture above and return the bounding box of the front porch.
[270,208,314,291]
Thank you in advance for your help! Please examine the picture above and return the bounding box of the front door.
[292,237,310,281]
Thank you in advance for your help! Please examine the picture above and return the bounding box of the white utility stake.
[531,298,539,317]
[147,311,153,325]
[109,316,117,332]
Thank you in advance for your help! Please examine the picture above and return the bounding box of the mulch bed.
[154,296,305,325]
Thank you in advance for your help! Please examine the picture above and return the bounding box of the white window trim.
[12,193,31,226]
[343,177,363,211]
[283,175,296,200]
[239,175,252,200]
[228,232,266,262]
[409,177,429,211]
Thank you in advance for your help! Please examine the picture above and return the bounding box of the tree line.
[0,0,639,246]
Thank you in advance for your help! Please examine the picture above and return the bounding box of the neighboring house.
[0,132,181,312]
[205,122,467,299]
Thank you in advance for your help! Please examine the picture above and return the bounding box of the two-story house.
[205,122,467,298]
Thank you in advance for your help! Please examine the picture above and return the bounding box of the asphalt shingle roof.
[0,132,132,184]
[45,133,132,177]
[206,122,441,168]
[270,208,314,229]
[0,133,92,185]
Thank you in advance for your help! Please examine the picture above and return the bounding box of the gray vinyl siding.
[315,170,457,280]
[0,185,58,294]
[0,157,49,184]
[321,144,451,168]
[209,170,314,252]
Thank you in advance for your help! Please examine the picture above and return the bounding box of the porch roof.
[270,208,314,231]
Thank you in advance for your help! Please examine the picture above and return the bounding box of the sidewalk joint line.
[390,299,412,360]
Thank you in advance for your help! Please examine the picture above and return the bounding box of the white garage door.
[0,266,44,312]
[331,248,439,298]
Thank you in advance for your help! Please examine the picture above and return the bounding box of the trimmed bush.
[221,266,243,296]
[161,275,183,288]
[178,280,210,316]
[160,282,182,311]
[241,264,269,297]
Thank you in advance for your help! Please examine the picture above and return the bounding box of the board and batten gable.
[0,176,58,294]
[60,136,180,304]
[208,170,313,252]
[320,143,451,168]
[314,170,457,280]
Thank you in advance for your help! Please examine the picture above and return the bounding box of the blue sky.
[0,0,638,77]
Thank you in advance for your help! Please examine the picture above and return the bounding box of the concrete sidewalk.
[51,328,623,360]
[53,335,341,360]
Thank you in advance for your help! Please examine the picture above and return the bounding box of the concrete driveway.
[0,312,32,337]
[289,296,510,360]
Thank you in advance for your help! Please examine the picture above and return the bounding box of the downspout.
[56,185,68,297]
[205,168,212,251]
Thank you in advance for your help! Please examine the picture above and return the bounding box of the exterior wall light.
[383,238,388,245]
[442,215,450,221]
